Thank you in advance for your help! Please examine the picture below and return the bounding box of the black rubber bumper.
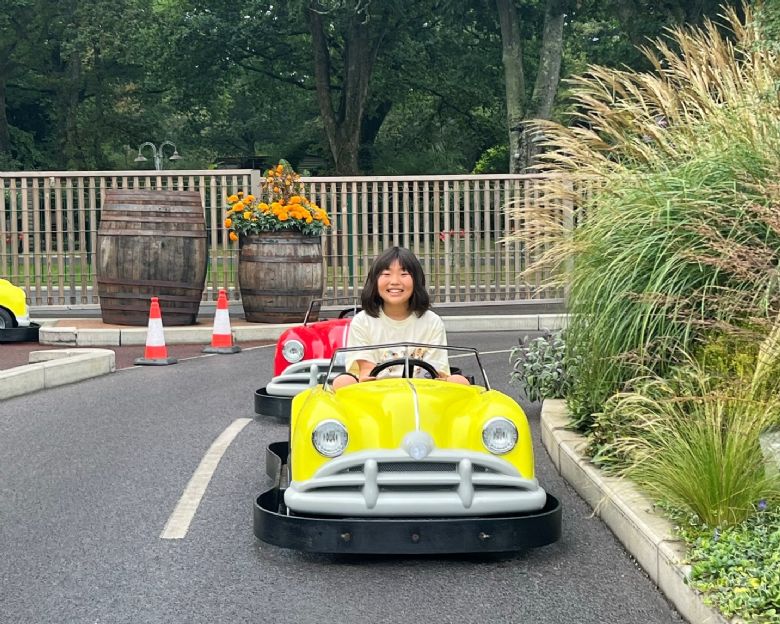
[0,322,40,343]
[254,441,562,555]
[254,387,293,420]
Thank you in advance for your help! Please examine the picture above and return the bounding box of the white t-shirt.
[345,309,451,378]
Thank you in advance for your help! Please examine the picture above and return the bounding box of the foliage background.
[0,0,741,173]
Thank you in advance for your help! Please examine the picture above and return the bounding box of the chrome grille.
[341,461,497,474]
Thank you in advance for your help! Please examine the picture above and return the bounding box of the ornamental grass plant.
[502,5,780,619]
[224,160,331,242]
[592,359,780,527]
[507,5,780,428]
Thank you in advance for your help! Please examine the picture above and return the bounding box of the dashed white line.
[160,417,252,540]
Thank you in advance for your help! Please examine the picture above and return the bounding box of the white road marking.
[160,417,253,540]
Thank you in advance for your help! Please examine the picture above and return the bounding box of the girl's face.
[377,260,414,308]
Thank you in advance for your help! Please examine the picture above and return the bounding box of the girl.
[333,246,469,389]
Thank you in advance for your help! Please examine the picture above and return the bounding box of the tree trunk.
[359,99,392,172]
[61,48,82,168]
[496,0,525,174]
[307,4,384,174]
[517,0,565,171]
[0,73,11,158]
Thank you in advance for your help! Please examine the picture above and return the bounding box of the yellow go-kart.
[0,278,38,342]
[254,342,561,554]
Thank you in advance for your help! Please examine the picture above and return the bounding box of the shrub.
[592,362,780,528]
[679,503,780,622]
[509,332,576,403]
[473,145,509,174]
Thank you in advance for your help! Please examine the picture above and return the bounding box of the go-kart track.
[0,331,683,624]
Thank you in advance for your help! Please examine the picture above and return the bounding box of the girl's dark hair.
[361,247,430,317]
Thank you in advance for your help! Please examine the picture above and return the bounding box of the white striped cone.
[134,297,178,365]
[203,289,241,354]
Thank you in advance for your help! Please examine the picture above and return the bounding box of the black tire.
[0,308,16,329]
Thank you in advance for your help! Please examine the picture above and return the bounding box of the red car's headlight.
[282,339,305,363]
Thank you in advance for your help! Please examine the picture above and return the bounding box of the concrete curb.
[0,349,116,401]
[540,399,729,624]
[37,314,569,347]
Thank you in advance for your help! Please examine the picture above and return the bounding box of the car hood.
[290,379,535,481]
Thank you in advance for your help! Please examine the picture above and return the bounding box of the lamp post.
[134,141,182,171]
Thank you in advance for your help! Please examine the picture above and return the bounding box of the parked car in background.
[0,279,31,329]
[254,342,562,554]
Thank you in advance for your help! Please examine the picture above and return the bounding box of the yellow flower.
[227,194,239,203]
[246,194,255,201]
[243,211,252,219]
[237,191,244,197]
[229,231,239,242]
[224,217,232,228]
[258,202,269,212]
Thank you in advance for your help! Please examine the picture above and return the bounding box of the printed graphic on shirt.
[374,346,436,378]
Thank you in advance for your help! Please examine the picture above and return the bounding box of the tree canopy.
[0,0,744,173]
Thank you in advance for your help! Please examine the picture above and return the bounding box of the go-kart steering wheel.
[338,306,362,319]
[369,357,438,379]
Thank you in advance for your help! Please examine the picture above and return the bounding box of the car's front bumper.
[255,359,345,420]
[255,442,562,554]
[16,311,31,327]
[285,448,548,517]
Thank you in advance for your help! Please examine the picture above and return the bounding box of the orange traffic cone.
[203,289,241,354]
[134,297,178,365]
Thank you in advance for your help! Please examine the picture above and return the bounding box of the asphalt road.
[0,331,682,624]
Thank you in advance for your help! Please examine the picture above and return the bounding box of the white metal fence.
[1,170,568,308]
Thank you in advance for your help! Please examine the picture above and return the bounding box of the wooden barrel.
[97,189,207,326]
[238,232,323,323]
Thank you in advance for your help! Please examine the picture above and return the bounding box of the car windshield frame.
[324,342,490,390]
[303,296,361,325]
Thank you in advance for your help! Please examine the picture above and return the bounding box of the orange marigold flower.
[232,204,244,212]
[273,186,280,193]
[227,194,239,203]
[229,231,239,242]
[289,195,302,204]
[258,202,269,212]
[224,217,232,228]
[243,211,252,219]
[276,164,284,173]
[279,213,289,221]
[246,194,255,201]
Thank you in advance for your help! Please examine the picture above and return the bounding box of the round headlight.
[281,339,304,363]
[312,420,348,457]
[482,418,518,455]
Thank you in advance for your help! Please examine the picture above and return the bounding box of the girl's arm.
[355,359,377,382]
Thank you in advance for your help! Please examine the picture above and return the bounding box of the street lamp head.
[169,150,182,161]
[134,153,148,163]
